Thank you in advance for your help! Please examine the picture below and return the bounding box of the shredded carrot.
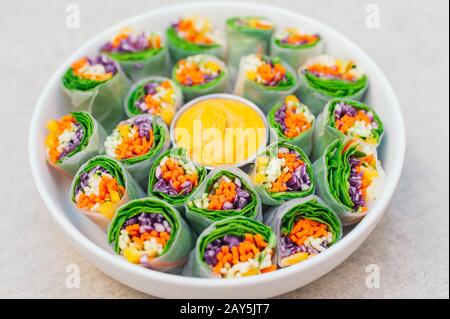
[269,152,304,193]
[290,219,329,246]
[76,175,125,208]
[306,62,355,81]
[207,179,237,210]
[160,157,198,193]
[212,233,275,274]
[45,115,76,164]
[115,124,154,160]
[125,223,171,249]
[71,57,113,81]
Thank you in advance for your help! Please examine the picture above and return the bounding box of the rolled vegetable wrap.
[104,114,170,182]
[251,142,315,206]
[45,111,106,176]
[313,138,385,225]
[270,27,325,71]
[172,54,229,101]
[108,198,194,273]
[100,28,170,81]
[61,55,130,133]
[312,99,384,160]
[265,195,342,268]
[124,77,183,125]
[233,54,298,114]
[185,166,262,234]
[225,17,274,70]
[166,15,223,63]
[182,216,277,278]
[268,95,315,155]
[70,155,145,230]
[148,148,207,210]
[297,55,368,115]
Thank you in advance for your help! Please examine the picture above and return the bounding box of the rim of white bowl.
[169,93,269,170]
[28,1,405,289]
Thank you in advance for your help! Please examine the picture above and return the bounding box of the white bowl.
[28,1,405,298]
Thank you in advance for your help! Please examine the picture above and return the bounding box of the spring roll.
[233,54,298,114]
[70,155,145,230]
[108,198,194,273]
[313,138,385,225]
[185,166,262,234]
[45,111,106,176]
[270,27,325,71]
[172,54,229,101]
[225,16,274,70]
[61,55,130,132]
[182,216,277,278]
[148,148,207,210]
[100,28,170,81]
[166,15,223,63]
[251,142,315,206]
[297,55,368,116]
[268,95,315,155]
[312,98,384,160]
[265,195,342,267]
[124,77,183,125]
[104,114,170,182]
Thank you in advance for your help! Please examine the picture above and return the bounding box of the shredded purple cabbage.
[101,32,150,53]
[87,55,118,75]
[203,235,243,266]
[348,156,365,210]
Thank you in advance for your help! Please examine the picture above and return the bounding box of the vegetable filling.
[118,213,172,264]
[189,176,251,210]
[274,95,314,138]
[153,156,199,196]
[204,233,276,278]
[234,17,273,30]
[75,166,125,217]
[175,55,222,86]
[280,218,333,266]
[70,55,117,82]
[276,27,320,46]
[105,117,154,160]
[171,15,219,45]
[302,56,362,82]
[101,28,162,54]
[348,153,378,211]
[134,80,177,122]
[46,115,84,164]
[255,147,311,193]
[242,54,291,87]
[334,102,379,143]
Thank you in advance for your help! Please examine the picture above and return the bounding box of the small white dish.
[28,1,405,298]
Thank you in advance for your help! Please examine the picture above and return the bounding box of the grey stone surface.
[0,0,448,298]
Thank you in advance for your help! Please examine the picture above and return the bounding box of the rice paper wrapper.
[182,216,276,278]
[270,37,325,72]
[148,147,207,211]
[311,98,384,161]
[112,48,170,82]
[184,165,263,234]
[267,101,315,156]
[50,112,107,176]
[166,27,224,63]
[70,155,145,230]
[233,60,299,114]
[107,198,195,273]
[124,76,183,121]
[62,65,131,133]
[112,115,171,182]
[225,18,274,72]
[312,139,385,225]
[173,56,229,101]
[264,195,342,267]
[296,71,368,116]
[249,142,315,206]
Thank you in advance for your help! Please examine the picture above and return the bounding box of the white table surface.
[0,0,448,298]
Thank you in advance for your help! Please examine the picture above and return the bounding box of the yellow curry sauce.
[174,98,267,167]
